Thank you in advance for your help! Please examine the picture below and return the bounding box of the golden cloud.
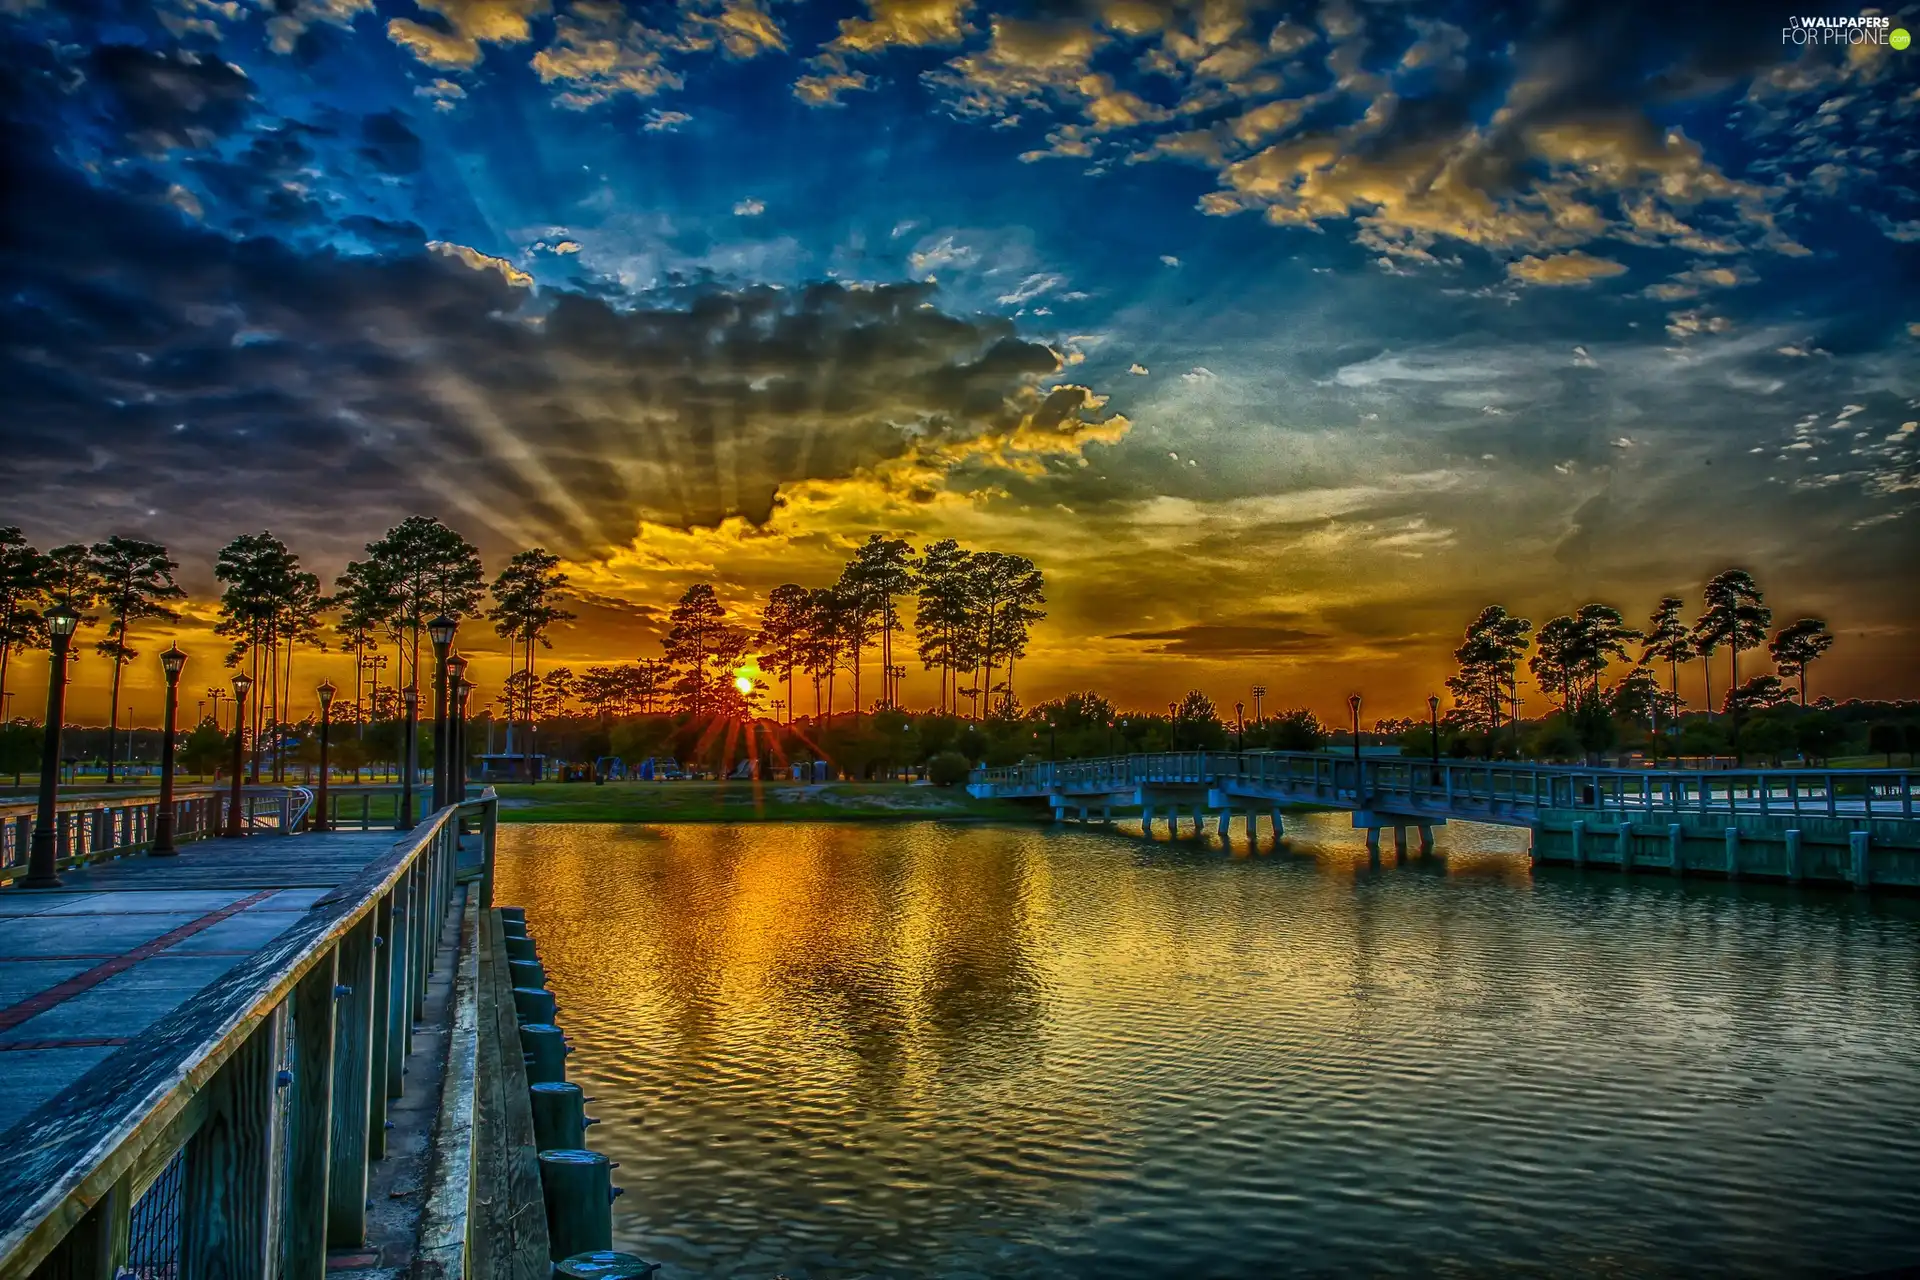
[387,0,547,68]
[426,240,535,286]
[1507,250,1627,286]
[828,0,973,53]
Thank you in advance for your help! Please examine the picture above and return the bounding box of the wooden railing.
[0,788,316,880]
[972,753,1920,823]
[0,791,499,1277]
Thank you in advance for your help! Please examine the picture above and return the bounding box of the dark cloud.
[89,45,253,152]
[358,111,424,175]
[1109,620,1330,658]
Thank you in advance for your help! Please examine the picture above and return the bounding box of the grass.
[488,780,1041,824]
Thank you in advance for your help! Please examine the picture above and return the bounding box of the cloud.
[1181,366,1215,382]
[427,240,535,287]
[733,198,765,216]
[1664,309,1731,340]
[89,45,254,153]
[793,63,872,105]
[387,0,547,69]
[643,108,691,130]
[1507,251,1627,286]
[530,1,682,106]
[414,78,468,111]
[1128,363,1148,375]
[828,0,973,53]
[1159,254,1180,266]
[995,272,1062,305]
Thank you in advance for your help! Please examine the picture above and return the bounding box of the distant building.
[475,753,544,782]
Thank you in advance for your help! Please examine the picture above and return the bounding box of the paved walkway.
[0,830,402,1135]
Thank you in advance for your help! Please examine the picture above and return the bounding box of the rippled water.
[493,814,1920,1279]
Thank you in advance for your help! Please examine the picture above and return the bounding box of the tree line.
[1442,568,1838,760]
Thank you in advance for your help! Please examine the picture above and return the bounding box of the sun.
[733,675,753,695]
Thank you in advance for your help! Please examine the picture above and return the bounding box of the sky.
[1,0,1917,725]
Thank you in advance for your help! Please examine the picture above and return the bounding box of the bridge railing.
[0,790,500,1276]
[0,788,314,881]
[973,753,1918,821]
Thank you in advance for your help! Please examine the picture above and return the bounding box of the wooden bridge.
[0,790,538,1278]
[971,752,1920,889]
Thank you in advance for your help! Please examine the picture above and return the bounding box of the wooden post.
[481,797,498,909]
[1784,829,1802,883]
[388,868,414,1096]
[328,914,377,1246]
[529,1082,587,1152]
[1617,823,1633,871]
[1850,831,1870,890]
[1668,823,1684,876]
[538,1150,613,1260]
[281,950,338,1278]
[182,1011,280,1278]
[1724,827,1740,880]
[369,893,394,1158]
[411,857,429,1024]
[1570,819,1585,866]
[31,1171,129,1278]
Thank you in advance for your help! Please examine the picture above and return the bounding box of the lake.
[493,814,1920,1279]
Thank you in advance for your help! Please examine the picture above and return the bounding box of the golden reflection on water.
[493,815,1920,1280]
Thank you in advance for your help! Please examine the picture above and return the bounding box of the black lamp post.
[1046,718,1056,761]
[153,644,186,856]
[226,672,253,838]
[1235,701,1245,752]
[399,684,418,830]
[21,602,80,888]
[1428,693,1441,780]
[447,652,469,803]
[1348,693,1363,797]
[315,679,335,832]
[427,614,457,809]
[1168,701,1179,752]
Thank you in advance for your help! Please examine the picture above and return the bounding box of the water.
[493,815,1920,1279]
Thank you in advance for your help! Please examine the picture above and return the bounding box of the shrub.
[927,751,972,787]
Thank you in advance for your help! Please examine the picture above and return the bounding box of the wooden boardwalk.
[0,831,401,1140]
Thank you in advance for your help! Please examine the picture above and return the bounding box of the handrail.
[968,752,1919,823]
[0,790,499,1274]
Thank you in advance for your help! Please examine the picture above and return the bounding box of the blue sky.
[2,0,1916,715]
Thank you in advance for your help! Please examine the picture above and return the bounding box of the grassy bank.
[490,780,1041,824]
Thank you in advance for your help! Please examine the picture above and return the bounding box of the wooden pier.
[0,793,501,1277]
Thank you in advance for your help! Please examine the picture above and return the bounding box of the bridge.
[970,752,1920,890]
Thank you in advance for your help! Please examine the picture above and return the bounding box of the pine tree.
[88,537,185,782]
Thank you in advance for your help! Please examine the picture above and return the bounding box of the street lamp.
[153,644,187,856]
[22,603,80,887]
[315,679,336,832]
[427,615,457,809]
[1428,693,1441,781]
[226,672,253,838]
[1252,684,1267,725]
[399,684,418,830]
[446,653,469,803]
[1348,693,1363,796]
[1235,701,1245,752]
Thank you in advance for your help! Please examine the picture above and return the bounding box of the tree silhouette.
[662,583,728,717]
[0,528,49,719]
[1768,617,1834,706]
[756,584,811,725]
[1639,596,1695,754]
[968,552,1045,718]
[1693,569,1771,727]
[88,537,185,783]
[487,548,573,782]
[214,532,301,780]
[1445,605,1531,755]
[914,539,972,714]
[361,516,485,698]
[841,536,917,711]
[1529,604,1638,714]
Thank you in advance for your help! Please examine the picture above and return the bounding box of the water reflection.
[495,814,1920,1280]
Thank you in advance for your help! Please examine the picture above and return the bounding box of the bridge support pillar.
[1392,825,1408,856]
[1141,806,1154,837]
[1365,827,1381,855]
[1724,827,1740,880]
[1418,823,1435,854]
[1668,824,1684,876]
[1216,810,1230,841]
[1785,828,1802,883]
[1570,819,1586,866]
[1100,806,1111,825]
[1246,811,1259,842]
[1078,805,1089,823]
[1618,823,1633,871]
[1850,831,1870,890]
[1271,810,1284,842]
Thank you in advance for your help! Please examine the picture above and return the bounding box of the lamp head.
[317,679,336,710]
[45,602,79,641]
[427,613,458,650]
[232,672,253,699]
[401,685,418,709]
[447,651,469,680]
[159,643,187,680]
[1348,693,1362,718]
[1429,693,1440,715]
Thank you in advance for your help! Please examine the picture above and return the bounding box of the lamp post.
[453,677,474,800]
[1235,701,1245,752]
[1252,684,1266,726]
[226,672,253,838]
[315,679,336,832]
[1428,693,1441,781]
[399,685,418,830]
[153,644,186,856]
[1168,701,1178,752]
[1348,693,1363,799]
[1046,717,1056,761]
[21,603,80,888]
[427,614,457,810]
[446,652,469,804]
